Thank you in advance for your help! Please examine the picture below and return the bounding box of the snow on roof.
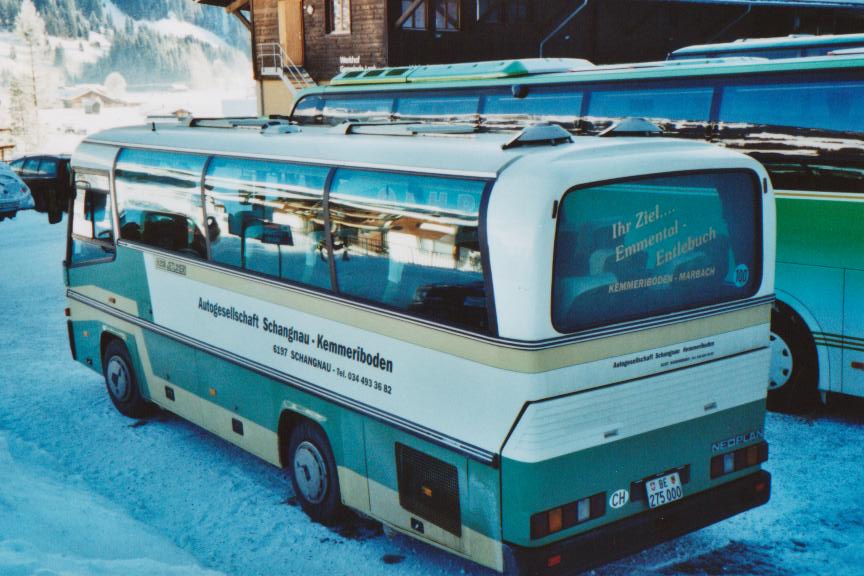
[60,85,129,106]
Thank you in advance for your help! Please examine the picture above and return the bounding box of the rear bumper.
[503,470,770,576]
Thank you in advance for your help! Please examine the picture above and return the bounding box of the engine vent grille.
[396,443,461,536]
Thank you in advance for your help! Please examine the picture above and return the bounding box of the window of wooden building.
[398,0,460,31]
[435,0,459,31]
[400,0,427,29]
[327,0,352,34]
[476,0,531,24]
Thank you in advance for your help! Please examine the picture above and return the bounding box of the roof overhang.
[194,0,252,31]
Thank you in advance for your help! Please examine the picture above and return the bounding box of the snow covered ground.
[0,210,863,576]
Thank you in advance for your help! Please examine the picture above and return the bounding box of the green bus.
[66,120,773,574]
[290,53,864,413]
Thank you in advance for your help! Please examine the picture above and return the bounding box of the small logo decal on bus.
[156,258,187,276]
[609,489,630,509]
[734,264,750,288]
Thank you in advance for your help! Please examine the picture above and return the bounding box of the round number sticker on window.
[734,264,750,288]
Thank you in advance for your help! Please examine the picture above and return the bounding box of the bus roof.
[331,58,595,86]
[302,52,864,98]
[668,33,864,58]
[80,122,735,182]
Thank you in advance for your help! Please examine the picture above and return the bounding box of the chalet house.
[195,0,864,115]
[61,87,131,113]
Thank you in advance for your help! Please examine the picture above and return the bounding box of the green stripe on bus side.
[68,248,153,320]
[811,332,864,353]
[813,340,864,353]
[500,399,766,548]
[814,332,864,346]
[776,197,864,271]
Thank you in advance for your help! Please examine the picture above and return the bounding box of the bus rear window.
[552,171,761,333]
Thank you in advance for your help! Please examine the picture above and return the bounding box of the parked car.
[0,162,35,221]
[8,154,73,223]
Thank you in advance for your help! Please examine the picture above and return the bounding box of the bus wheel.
[102,339,149,418]
[288,420,344,525]
[767,303,819,413]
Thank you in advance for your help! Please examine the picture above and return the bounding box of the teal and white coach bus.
[290,52,864,413]
[65,119,773,574]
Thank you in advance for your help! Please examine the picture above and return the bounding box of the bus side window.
[323,97,394,125]
[394,93,480,123]
[114,149,209,259]
[328,169,489,332]
[718,76,864,133]
[70,172,115,265]
[483,86,583,128]
[585,82,713,134]
[203,157,331,290]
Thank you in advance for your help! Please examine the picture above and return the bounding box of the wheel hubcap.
[106,356,130,401]
[293,441,328,504]
[769,331,793,391]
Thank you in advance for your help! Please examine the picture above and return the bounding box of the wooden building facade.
[196,0,864,115]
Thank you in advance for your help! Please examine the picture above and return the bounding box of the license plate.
[645,472,683,509]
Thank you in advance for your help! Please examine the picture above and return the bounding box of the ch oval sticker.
[609,489,630,509]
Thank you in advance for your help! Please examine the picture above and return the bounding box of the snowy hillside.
[0,210,863,575]
[0,0,254,156]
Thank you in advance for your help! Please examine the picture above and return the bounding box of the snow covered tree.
[8,75,39,153]
[104,72,127,98]
[14,0,52,109]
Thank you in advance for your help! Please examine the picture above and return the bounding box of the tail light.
[711,441,768,479]
[530,493,605,540]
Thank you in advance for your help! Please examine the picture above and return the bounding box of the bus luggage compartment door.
[499,347,770,548]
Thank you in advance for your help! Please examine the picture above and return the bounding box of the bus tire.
[102,339,149,418]
[767,302,819,413]
[287,420,344,525]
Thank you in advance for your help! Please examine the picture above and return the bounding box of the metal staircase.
[257,42,316,97]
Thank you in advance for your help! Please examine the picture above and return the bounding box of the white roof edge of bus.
[830,47,864,55]
[76,123,731,182]
[670,32,864,55]
[569,56,769,72]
